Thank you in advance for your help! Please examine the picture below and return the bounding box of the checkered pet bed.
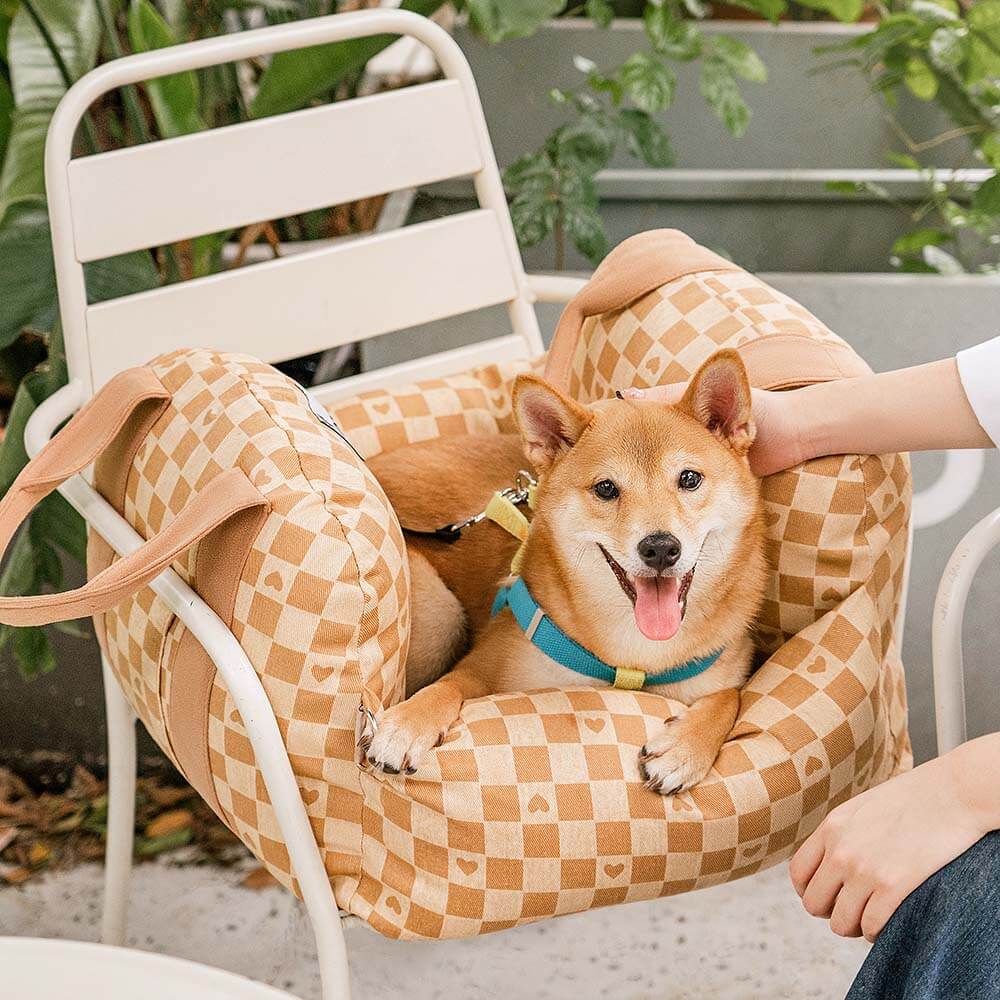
[92,242,911,940]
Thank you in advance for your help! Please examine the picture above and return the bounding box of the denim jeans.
[846,831,1000,1000]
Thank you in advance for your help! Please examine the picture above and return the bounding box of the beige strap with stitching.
[0,367,267,626]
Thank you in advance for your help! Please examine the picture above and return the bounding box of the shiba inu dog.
[365,350,767,794]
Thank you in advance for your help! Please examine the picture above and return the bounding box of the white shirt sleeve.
[956,335,1000,446]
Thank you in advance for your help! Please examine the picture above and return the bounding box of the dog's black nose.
[637,533,682,570]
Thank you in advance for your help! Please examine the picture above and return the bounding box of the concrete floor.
[0,859,867,999]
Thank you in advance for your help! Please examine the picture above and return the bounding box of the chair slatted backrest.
[45,10,542,399]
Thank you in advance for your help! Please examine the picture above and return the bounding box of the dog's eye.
[678,469,703,491]
[592,479,620,501]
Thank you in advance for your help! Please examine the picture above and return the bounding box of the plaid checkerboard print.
[92,254,910,941]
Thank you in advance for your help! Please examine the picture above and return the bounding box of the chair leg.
[313,904,353,1000]
[100,656,137,947]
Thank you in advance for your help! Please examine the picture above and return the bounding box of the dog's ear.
[678,350,755,456]
[513,374,593,472]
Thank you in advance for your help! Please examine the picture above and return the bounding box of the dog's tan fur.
[366,351,767,794]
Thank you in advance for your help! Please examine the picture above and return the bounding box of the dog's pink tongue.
[633,576,682,641]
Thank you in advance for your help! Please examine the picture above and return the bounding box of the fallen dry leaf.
[240,865,278,890]
[0,865,30,885]
[143,784,192,809]
[143,809,194,840]
[26,842,51,866]
[0,763,250,881]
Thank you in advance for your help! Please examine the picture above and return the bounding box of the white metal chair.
[31,8,984,999]
[36,11,583,999]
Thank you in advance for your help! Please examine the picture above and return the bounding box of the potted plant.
[399,1,985,275]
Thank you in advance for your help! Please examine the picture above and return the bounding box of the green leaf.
[619,109,673,167]
[891,227,951,255]
[681,0,708,18]
[563,196,607,265]
[127,0,203,138]
[903,56,938,101]
[699,56,750,137]
[504,151,558,248]
[30,532,63,588]
[0,6,12,61]
[135,827,193,856]
[910,0,960,23]
[922,243,965,273]
[795,0,864,21]
[643,5,703,60]
[584,69,624,105]
[0,527,36,602]
[619,53,675,114]
[712,0,786,24]
[0,0,101,211]
[13,625,54,677]
[980,134,1000,170]
[927,26,967,72]
[84,249,159,305]
[467,0,563,43]
[0,200,55,348]
[710,36,768,84]
[585,0,614,28]
[966,0,1000,85]
[972,173,1000,215]
[53,618,91,639]
[825,179,864,194]
[251,0,446,117]
[555,167,605,263]
[0,367,51,500]
[555,114,616,172]
[0,73,12,167]
[32,491,86,565]
[885,150,921,170]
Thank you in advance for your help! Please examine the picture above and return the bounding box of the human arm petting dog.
[637,337,1000,944]
[627,355,994,476]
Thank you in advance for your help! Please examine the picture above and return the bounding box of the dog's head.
[512,350,761,648]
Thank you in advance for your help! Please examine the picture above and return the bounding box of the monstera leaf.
[0,0,101,214]
[251,0,446,118]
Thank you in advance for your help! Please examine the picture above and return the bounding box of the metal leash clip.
[501,469,537,508]
[431,470,537,543]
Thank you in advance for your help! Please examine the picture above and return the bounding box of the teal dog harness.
[491,576,723,690]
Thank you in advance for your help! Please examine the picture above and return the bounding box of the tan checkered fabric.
[90,252,909,941]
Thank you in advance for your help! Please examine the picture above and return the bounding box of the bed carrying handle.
[0,368,267,626]
[544,228,873,390]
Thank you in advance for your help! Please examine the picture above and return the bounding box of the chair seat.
[0,938,295,1000]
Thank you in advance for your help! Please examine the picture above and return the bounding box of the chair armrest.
[525,272,589,303]
[912,450,985,530]
[932,505,1000,754]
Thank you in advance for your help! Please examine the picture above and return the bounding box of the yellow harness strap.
[485,490,533,575]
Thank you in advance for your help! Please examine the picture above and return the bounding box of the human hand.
[788,740,999,943]
[619,383,810,477]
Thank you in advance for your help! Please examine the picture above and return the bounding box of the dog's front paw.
[639,718,715,795]
[364,702,443,775]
